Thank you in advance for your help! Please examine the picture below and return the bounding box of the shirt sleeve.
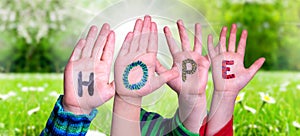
[40,95,98,136]
[213,117,233,136]
[201,116,233,136]
[199,117,207,136]
[140,108,199,136]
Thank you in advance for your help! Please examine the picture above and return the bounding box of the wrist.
[210,90,236,112]
[214,89,240,100]
[207,90,236,135]
[178,93,207,133]
[114,93,142,106]
[179,87,206,96]
[178,91,206,107]
[62,97,93,115]
[212,90,239,102]
[113,93,142,121]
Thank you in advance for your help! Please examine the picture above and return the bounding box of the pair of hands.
[62,15,265,117]
[62,16,177,115]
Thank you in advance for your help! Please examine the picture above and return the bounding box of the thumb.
[155,59,168,74]
[152,69,179,90]
[248,57,265,77]
[101,81,115,103]
[207,34,216,58]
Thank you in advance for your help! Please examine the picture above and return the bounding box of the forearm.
[178,93,207,133]
[206,91,236,135]
[111,94,142,136]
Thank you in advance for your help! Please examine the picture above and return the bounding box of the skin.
[155,20,210,133]
[62,24,116,115]
[206,24,265,135]
[111,15,178,136]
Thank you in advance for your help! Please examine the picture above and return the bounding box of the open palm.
[63,24,115,114]
[114,16,178,98]
[208,24,265,95]
[156,20,210,95]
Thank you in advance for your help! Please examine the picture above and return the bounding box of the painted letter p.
[182,59,197,82]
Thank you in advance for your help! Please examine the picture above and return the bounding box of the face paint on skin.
[78,71,94,97]
[123,60,148,90]
[222,60,235,79]
[182,59,197,82]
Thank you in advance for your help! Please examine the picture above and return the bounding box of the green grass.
[0,72,299,135]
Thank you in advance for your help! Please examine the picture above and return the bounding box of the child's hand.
[208,24,265,96]
[156,20,210,96]
[111,15,178,136]
[114,16,178,100]
[206,24,265,135]
[156,20,210,132]
[63,24,115,114]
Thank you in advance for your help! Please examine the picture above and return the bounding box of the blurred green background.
[0,0,300,135]
[0,0,299,72]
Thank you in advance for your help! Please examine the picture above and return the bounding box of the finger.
[148,22,158,53]
[237,30,248,57]
[204,55,210,64]
[155,59,168,74]
[119,32,134,56]
[164,26,180,55]
[93,23,110,59]
[101,31,115,73]
[193,23,202,55]
[248,58,265,78]
[228,24,237,52]
[139,15,151,52]
[152,69,179,90]
[100,81,115,103]
[130,19,143,53]
[219,27,227,53]
[177,20,191,51]
[82,26,98,58]
[70,39,86,61]
[207,34,216,58]
[214,43,220,54]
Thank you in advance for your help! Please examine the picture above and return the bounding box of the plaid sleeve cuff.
[41,95,98,136]
[171,109,199,136]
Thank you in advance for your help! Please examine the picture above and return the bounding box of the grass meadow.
[0,72,300,135]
